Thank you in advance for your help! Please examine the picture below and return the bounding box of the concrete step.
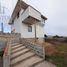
[10,54,43,67]
[10,51,35,66]
[11,46,26,54]
[11,48,30,59]
[35,61,56,67]
[11,44,23,50]
[11,43,19,47]
[11,44,22,48]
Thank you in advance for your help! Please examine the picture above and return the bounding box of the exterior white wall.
[11,9,24,33]
[21,7,29,21]
[20,24,34,38]
[11,8,45,38]
[36,23,44,38]
[29,6,41,21]
[20,22,44,38]
[11,17,21,33]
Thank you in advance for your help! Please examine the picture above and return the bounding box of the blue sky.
[0,0,12,32]
[0,0,67,36]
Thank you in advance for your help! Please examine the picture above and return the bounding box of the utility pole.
[1,22,4,33]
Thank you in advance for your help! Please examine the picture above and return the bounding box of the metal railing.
[20,38,45,59]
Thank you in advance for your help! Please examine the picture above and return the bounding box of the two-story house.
[9,0,47,38]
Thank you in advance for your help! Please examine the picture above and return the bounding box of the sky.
[0,0,67,36]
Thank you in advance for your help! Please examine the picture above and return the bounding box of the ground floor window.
[28,25,32,32]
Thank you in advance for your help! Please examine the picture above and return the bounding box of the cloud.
[1,0,67,35]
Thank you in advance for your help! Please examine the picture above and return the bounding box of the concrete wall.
[21,6,41,22]
[11,8,24,33]
[36,23,44,38]
[21,7,29,21]
[0,33,21,51]
[20,23,44,38]
[0,40,7,51]
[29,6,41,21]
[11,17,21,33]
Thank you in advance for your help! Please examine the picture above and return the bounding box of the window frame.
[17,12,19,18]
[28,25,32,32]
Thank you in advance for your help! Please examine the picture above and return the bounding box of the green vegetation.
[46,54,67,67]
[45,43,67,67]
[55,43,67,53]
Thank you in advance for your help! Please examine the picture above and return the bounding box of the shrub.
[46,53,67,67]
[45,45,56,56]
[53,35,60,38]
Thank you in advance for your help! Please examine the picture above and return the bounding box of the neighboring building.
[9,0,47,38]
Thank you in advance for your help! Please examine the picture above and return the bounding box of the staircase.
[10,43,56,67]
[1,32,56,67]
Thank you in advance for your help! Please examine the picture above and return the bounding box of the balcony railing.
[21,6,42,25]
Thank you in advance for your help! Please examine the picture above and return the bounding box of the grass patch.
[45,43,67,67]
[46,54,67,67]
[55,43,67,53]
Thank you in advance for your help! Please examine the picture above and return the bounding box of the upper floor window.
[17,12,19,18]
[12,20,14,23]
[28,25,32,32]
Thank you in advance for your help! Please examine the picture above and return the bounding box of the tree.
[53,35,59,38]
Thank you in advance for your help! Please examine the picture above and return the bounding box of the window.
[28,25,32,32]
[12,20,14,23]
[17,12,19,18]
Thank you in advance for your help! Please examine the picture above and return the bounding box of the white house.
[9,0,47,38]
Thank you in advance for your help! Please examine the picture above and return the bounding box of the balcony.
[21,6,41,25]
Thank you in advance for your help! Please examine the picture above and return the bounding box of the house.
[9,0,47,38]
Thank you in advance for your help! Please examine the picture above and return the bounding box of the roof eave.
[41,15,47,20]
[8,0,29,24]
